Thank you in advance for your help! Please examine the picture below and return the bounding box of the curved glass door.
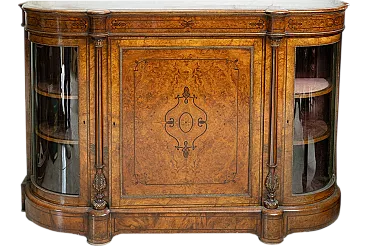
[31,43,80,195]
[292,43,338,194]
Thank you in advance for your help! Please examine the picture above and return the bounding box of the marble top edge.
[22,1,348,12]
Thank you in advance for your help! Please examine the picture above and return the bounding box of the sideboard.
[19,1,348,244]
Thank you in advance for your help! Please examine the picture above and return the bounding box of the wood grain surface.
[110,38,263,207]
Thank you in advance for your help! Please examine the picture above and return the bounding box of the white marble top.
[22,0,347,12]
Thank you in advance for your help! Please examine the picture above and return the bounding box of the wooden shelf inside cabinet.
[35,81,78,100]
[293,120,330,145]
[294,78,332,98]
[36,122,78,145]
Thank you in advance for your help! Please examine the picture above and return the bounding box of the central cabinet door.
[110,38,263,207]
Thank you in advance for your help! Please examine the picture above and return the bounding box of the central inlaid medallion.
[179,112,193,133]
[165,86,208,158]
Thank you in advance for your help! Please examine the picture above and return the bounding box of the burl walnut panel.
[110,38,263,207]
[286,11,345,35]
[112,212,261,233]
[125,49,249,194]
[25,11,89,35]
[107,14,267,35]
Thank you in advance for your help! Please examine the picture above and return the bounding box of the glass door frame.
[282,34,342,205]
[28,33,89,206]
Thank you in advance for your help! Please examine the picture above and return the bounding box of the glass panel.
[31,43,80,195]
[292,43,338,194]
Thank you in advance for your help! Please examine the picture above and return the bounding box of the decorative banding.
[107,16,267,33]
[25,11,88,35]
[286,12,345,34]
[23,9,346,36]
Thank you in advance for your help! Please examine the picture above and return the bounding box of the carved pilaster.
[95,39,103,48]
[92,37,107,210]
[264,35,283,210]
[270,38,282,48]
[92,168,107,210]
[264,168,279,209]
[87,9,110,211]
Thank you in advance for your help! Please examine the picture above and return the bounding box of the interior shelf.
[36,122,78,145]
[294,78,332,98]
[293,120,330,145]
[35,82,78,100]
